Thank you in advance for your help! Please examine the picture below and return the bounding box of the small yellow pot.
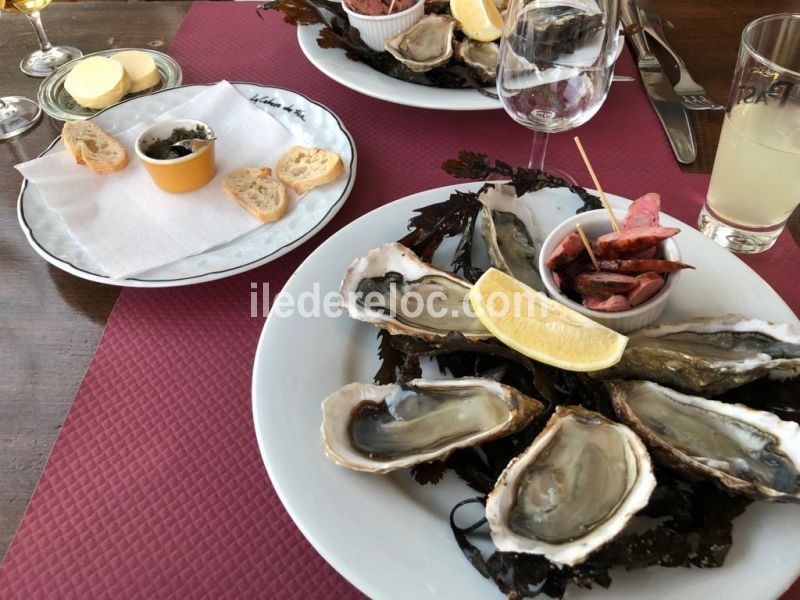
[135,119,216,193]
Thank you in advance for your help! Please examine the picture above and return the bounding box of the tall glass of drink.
[1,0,82,77]
[699,13,800,253]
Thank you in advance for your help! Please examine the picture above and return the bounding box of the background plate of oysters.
[252,182,799,599]
[297,21,624,110]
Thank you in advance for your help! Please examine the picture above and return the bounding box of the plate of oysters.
[253,164,800,599]
[263,0,623,110]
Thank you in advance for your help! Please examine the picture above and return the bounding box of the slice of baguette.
[222,167,289,223]
[62,121,128,174]
[275,146,343,195]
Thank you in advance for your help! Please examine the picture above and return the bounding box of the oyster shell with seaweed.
[608,380,800,502]
[478,184,544,291]
[594,315,800,395]
[339,242,491,340]
[321,377,544,473]
[485,405,656,566]
[385,14,456,73]
[455,39,499,83]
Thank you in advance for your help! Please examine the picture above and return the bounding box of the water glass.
[497,0,620,178]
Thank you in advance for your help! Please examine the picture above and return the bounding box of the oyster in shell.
[385,15,456,73]
[486,406,655,566]
[321,378,544,473]
[455,39,498,83]
[594,315,800,395]
[339,242,491,340]
[511,4,604,64]
[478,185,544,290]
[608,380,800,502]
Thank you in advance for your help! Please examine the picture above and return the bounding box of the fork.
[640,8,726,111]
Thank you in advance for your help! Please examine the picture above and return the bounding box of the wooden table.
[0,0,797,560]
[0,0,190,557]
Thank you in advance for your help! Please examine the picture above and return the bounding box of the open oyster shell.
[593,315,800,395]
[321,378,544,473]
[339,242,491,340]
[384,14,456,73]
[455,39,499,83]
[608,380,800,502]
[478,185,544,291]
[485,406,655,566]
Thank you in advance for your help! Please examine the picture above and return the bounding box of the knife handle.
[621,0,650,58]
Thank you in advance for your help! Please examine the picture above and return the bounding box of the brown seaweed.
[442,151,603,212]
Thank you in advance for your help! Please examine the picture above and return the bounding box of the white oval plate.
[18,82,356,287]
[298,24,501,111]
[253,182,800,600]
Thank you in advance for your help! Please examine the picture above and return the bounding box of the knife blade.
[621,0,696,164]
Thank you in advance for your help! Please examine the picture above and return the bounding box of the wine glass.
[1,0,82,77]
[497,0,620,180]
[0,96,41,140]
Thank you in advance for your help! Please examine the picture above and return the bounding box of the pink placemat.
[1,2,798,598]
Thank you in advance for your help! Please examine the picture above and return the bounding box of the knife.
[621,0,696,164]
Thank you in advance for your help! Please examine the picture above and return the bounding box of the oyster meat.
[455,39,499,83]
[594,315,800,395]
[321,378,544,473]
[478,185,544,290]
[385,15,456,73]
[608,380,800,502]
[339,242,491,340]
[485,406,655,566]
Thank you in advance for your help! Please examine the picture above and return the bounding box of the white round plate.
[18,82,356,287]
[253,182,800,600]
[298,24,501,111]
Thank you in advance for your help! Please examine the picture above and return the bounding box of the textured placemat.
[1,3,798,599]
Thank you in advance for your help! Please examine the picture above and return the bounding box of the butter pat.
[112,50,160,93]
[64,56,131,110]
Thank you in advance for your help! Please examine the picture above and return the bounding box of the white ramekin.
[342,0,425,52]
[538,208,683,334]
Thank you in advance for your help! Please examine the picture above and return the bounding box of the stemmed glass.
[1,0,82,77]
[0,96,41,140]
[497,0,620,179]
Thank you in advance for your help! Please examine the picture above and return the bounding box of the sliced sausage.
[627,272,666,306]
[544,232,586,269]
[583,294,632,312]
[575,272,638,299]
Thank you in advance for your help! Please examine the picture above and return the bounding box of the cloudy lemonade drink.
[707,102,800,229]
[698,13,800,253]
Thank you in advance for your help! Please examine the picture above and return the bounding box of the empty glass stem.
[528,130,549,171]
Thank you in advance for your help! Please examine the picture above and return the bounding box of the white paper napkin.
[17,81,301,279]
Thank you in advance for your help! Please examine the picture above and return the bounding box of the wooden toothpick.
[573,136,620,232]
[388,0,396,13]
[575,223,600,271]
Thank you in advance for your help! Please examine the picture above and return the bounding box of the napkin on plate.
[17,81,301,279]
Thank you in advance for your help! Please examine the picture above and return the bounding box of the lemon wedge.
[469,268,628,371]
[450,0,504,42]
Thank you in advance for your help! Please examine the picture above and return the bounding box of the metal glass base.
[698,204,784,254]
[0,97,42,140]
[20,45,82,78]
